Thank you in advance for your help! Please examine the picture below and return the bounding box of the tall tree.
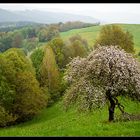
[30,48,44,83]
[40,45,61,102]
[49,38,65,69]
[0,48,47,126]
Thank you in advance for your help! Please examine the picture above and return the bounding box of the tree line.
[0,21,97,53]
[0,31,90,126]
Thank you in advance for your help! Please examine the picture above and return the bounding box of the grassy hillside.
[60,24,140,54]
[60,25,101,48]
[0,24,140,136]
[0,98,139,136]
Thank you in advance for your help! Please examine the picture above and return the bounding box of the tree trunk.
[106,90,116,122]
[108,98,116,122]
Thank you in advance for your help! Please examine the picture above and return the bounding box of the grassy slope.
[60,25,101,48]
[0,98,139,136]
[60,24,140,54]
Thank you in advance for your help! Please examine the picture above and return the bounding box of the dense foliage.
[0,48,47,126]
[0,25,59,52]
[37,25,59,42]
[68,34,89,57]
[30,34,89,106]
[94,25,135,53]
[30,48,44,82]
[40,45,61,104]
[0,21,94,53]
[49,38,65,69]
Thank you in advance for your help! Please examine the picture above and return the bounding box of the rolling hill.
[0,24,140,136]
[0,8,99,24]
[60,23,140,54]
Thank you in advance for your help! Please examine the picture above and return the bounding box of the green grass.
[60,24,140,54]
[0,98,140,136]
[60,25,101,48]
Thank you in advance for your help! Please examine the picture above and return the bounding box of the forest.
[0,20,140,136]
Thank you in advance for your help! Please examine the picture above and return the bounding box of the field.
[60,24,140,54]
[0,98,139,136]
[0,24,140,136]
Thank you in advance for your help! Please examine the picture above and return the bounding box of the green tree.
[46,25,60,41]
[40,45,61,103]
[12,32,23,48]
[0,48,47,126]
[22,37,39,54]
[62,44,75,66]
[37,28,48,42]
[69,34,89,52]
[94,25,135,53]
[12,71,46,121]
[48,35,89,69]
[0,33,13,52]
[49,38,65,69]
[70,40,87,57]
[30,48,44,82]
[0,55,16,111]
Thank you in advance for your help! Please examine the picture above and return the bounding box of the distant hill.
[0,21,42,32]
[0,8,99,24]
[0,21,40,28]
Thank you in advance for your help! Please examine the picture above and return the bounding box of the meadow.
[61,24,140,54]
[0,98,139,136]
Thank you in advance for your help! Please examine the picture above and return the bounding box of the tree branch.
[114,97,125,114]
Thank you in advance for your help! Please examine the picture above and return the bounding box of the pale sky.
[0,3,140,24]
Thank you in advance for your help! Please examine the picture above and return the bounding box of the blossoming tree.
[63,45,140,121]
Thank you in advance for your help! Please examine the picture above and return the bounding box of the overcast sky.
[0,3,140,24]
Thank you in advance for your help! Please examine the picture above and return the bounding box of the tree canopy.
[64,45,140,121]
[0,48,47,126]
[94,25,135,54]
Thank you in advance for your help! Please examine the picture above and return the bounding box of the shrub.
[0,106,17,127]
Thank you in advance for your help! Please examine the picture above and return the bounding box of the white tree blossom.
[63,45,140,117]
